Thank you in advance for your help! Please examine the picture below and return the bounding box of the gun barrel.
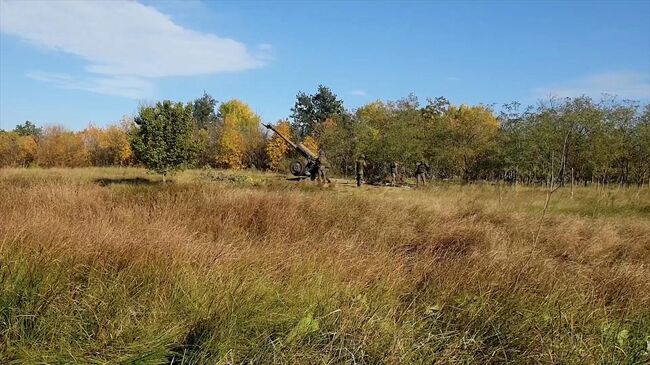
[263,123,298,149]
[262,123,317,160]
[296,143,318,160]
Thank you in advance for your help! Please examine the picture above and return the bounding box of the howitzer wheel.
[289,160,304,176]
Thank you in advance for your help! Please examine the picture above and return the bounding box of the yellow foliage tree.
[0,132,37,167]
[0,132,18,167]
[447,104,499,179]
[218,100,260,131]
[37,126,89,167]
[302,135,319,155]
[215,115,246,169]
[215,100,262,169]
[82,123,133,166]
[101,125,133,165]
[265,120,293,170]
[81,124,103,165]
[16,135,37,166]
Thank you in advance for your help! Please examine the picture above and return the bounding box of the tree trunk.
[570,168,574,199]
[515,167,519,186]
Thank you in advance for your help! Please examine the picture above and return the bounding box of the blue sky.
[1,0,649,130]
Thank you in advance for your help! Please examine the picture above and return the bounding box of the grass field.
[1,167,649,364]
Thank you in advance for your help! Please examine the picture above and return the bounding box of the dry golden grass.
[1,167,649,364]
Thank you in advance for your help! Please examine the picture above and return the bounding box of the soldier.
[317,150,331,184]
[356,154,366,187]
[390,161,399,186]
[415,161,429,186]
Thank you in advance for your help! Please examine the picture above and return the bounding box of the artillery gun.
[262,123,319,179]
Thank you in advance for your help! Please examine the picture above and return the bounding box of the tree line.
[1,86,648,185]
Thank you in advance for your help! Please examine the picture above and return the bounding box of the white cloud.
[0,0,267,98]
[27,71,154,99]
[532,71,650,100]
[445,76,461,81]
[350,89,367,97]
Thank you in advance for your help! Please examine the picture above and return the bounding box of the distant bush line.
[1,87,648,185]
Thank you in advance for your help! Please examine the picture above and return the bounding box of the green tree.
[499,102,536,183]
[290,85,345,139]
[192,92,218,130]
[130,101,195,181]
[14,120,42,139]
[190,92,220,167]
[422,97,456,178]
[318,113,358,176]
[631,105,650,185]
[354,96,424,180]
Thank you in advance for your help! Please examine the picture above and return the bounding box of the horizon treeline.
[1,86,649,185]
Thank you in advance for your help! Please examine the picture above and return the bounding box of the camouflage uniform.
[390,162,398,186]
[316,151,331,183]
[356,156,366,187]
[415,161,429,186]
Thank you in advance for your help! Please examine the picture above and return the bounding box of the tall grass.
[1,168,649,364]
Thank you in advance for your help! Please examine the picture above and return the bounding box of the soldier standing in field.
[317,150,331,184]
[390,161,399,186]
[356,155,366,187]
[415,161,429,186]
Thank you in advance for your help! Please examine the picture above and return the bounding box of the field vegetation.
[1,167,648,364]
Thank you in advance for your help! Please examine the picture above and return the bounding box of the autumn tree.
[301,135,319,156]
[265,119,293,170]
[81,121,134,167]
[15,134,38,166]
[130,101,195,181]
[215,100,262,169]
[446,104,500,180]
[0,132,18,166]
[0,131,37,167]
[37,126,88,167]
[81,124,103,165]
[0,131,16,166]
[215,115,246,169]
[101,125,133,166]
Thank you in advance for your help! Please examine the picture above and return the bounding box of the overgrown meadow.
[1,168,649,364]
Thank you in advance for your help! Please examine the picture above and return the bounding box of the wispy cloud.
[532,71,650,100]
[26,71,154,99]
[350,89,367,97]
[254,44,275,63]
[0,0,269,98]
[445,76,461,82]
